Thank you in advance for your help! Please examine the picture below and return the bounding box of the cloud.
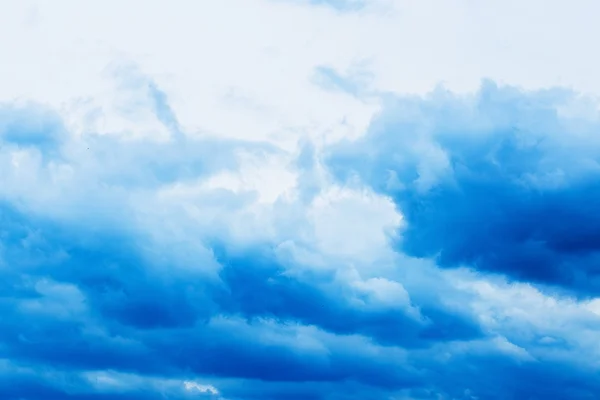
[2,79,600,399]
[326,81,600,296]
[2,1,600,399]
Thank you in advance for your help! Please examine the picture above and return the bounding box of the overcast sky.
[1,1,600,399]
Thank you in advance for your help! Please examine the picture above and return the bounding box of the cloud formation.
[2,1,600,399]
[326,82,600,295]
[2,72,600,399]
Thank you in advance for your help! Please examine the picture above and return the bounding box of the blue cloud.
[0,102,66,160]
[213,243,482,348]
[2,75,600,400]
[326,81,600,296]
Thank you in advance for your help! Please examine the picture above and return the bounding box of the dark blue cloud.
[2,81,600,400]
[1,196,596,399]
[325,81,600,296]
[213,243,482,348]
[0,202,423,396]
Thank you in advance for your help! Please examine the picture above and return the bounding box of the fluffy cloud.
[326,82,600,295]
[2,1,600,399]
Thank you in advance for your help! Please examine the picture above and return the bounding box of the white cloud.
[4,0,600,150]
[452,272,600,367]
[183,381,220,395]
[309,186,401,261]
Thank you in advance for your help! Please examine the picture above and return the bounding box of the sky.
[1,0,600,399]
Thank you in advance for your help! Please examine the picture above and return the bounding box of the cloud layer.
[2,1,600,399]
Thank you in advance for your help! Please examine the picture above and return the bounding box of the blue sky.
[2,1,600,399]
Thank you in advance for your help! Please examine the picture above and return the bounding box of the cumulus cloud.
[2,74,600,399]
[326,82,600,296]
[2,1,600,399]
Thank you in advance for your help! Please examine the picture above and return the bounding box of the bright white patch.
[202,152,298,204]
[351,277,411,307]
[85,371,221,396]
[183,381,220,395]
[309,186,401,262]
[586,298,600,316]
